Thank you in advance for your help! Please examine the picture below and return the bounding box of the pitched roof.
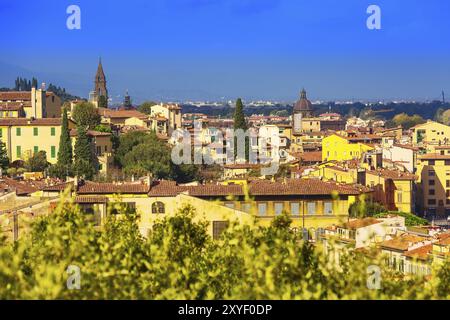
[403,244,432,261]
[147,179,371,198]
[69,129,111,137]
[381,234,428,251]
[77,181,150,194]
[98,107,147,119]
[367,168,417,181]
[343,218,382,230]
[41,182,73,192]
[0,118,61,126]
[419,153,450,160]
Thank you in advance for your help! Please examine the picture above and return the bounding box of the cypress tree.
[233,98,249,161]
[57,108,73,167]
[74,125,95,179]
[0,141,9,170]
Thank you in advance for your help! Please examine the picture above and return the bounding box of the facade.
[411,120,450,150]
[41,178,371,237]
[322,134,374,162]
[0,118,66,164]
[150,103,182,134]
[0,89,62,119]
[416,153,450,216]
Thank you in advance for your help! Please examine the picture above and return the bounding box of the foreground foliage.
[0,199,448,300]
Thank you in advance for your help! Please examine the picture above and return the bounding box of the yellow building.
[150,103,182,134]
[306,163,416,213]
[416,153,450,216]
[42,178,371,238]
[0,89,62,119]
[322,134,374,162]
[0,118,65,164]
[411,120,450,150]
[69,129,114,174]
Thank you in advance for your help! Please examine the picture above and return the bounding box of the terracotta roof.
[393,144,419,151]
[381,234,428,251]
[148,179,371,198]
[69,129,111,137]
[419,153,450,160]
[434,145,450,150]
[223,163,261,170]
[0,177,45,196]
[0,102,28,111]
[403,244,432,261]
[343,218,381,230]
[297,151,322,163]
[0,118,61,126]
[75,195,108,204]
[367,169,417,181]
[98,108,147,119]
[41,182,73,192]
[77,181,150,194]
[0,91,31,101]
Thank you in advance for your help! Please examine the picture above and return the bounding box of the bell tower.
[94,57,108,102]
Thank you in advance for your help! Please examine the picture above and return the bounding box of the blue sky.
[1,0,450,103]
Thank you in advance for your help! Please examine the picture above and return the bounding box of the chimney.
[145,173,153,186]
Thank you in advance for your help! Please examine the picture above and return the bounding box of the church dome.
[293,88,313,114]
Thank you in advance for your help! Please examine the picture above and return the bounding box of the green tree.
[73,126,96,179]
[138,101,158,115]
[441,109,450,126]
[391,113,426,130]
[98,95,108,108]
[0,141,9,170]
[25,151,48,172]
[434,108,445,123]
[233,98,249,160]
[57,108,73,168]
[72,102,101,129]
[122,135,173,179]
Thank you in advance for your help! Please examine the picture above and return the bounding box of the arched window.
[152,201,165,214]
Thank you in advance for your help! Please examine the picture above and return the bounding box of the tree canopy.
[25,151,48,172]
[0,201,447,299]
[72,102,101,129]
[138,101,158,115]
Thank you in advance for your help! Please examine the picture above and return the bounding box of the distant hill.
[2,77,81,102]
[182,100,450,121]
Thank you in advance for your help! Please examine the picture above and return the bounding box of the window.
[109,202,136,215]
[241,203,251,213]
[290,202,300,215]
[307,202,316,215]
[428,199,437,205]
[16,128,21,136]
[16,146,21,158]
[0,129,2,138]
[429,170,436,176]
[33,127,38,136]
[213,221,229,240]
[257,203,267,215]
[447,180,450,188]
[51,146,56,158]
[397,192,403,203]
[51,127,56,136]
[446,190,450,198]
[151,201,165,214]
[34,146,38,154]
[446,160,450,166]
[429,179,435,186]
[225,202,235,209]
[324,202,333,215]
[274,202,284,215]
[429,189,435,196]
[429,160,435,165]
